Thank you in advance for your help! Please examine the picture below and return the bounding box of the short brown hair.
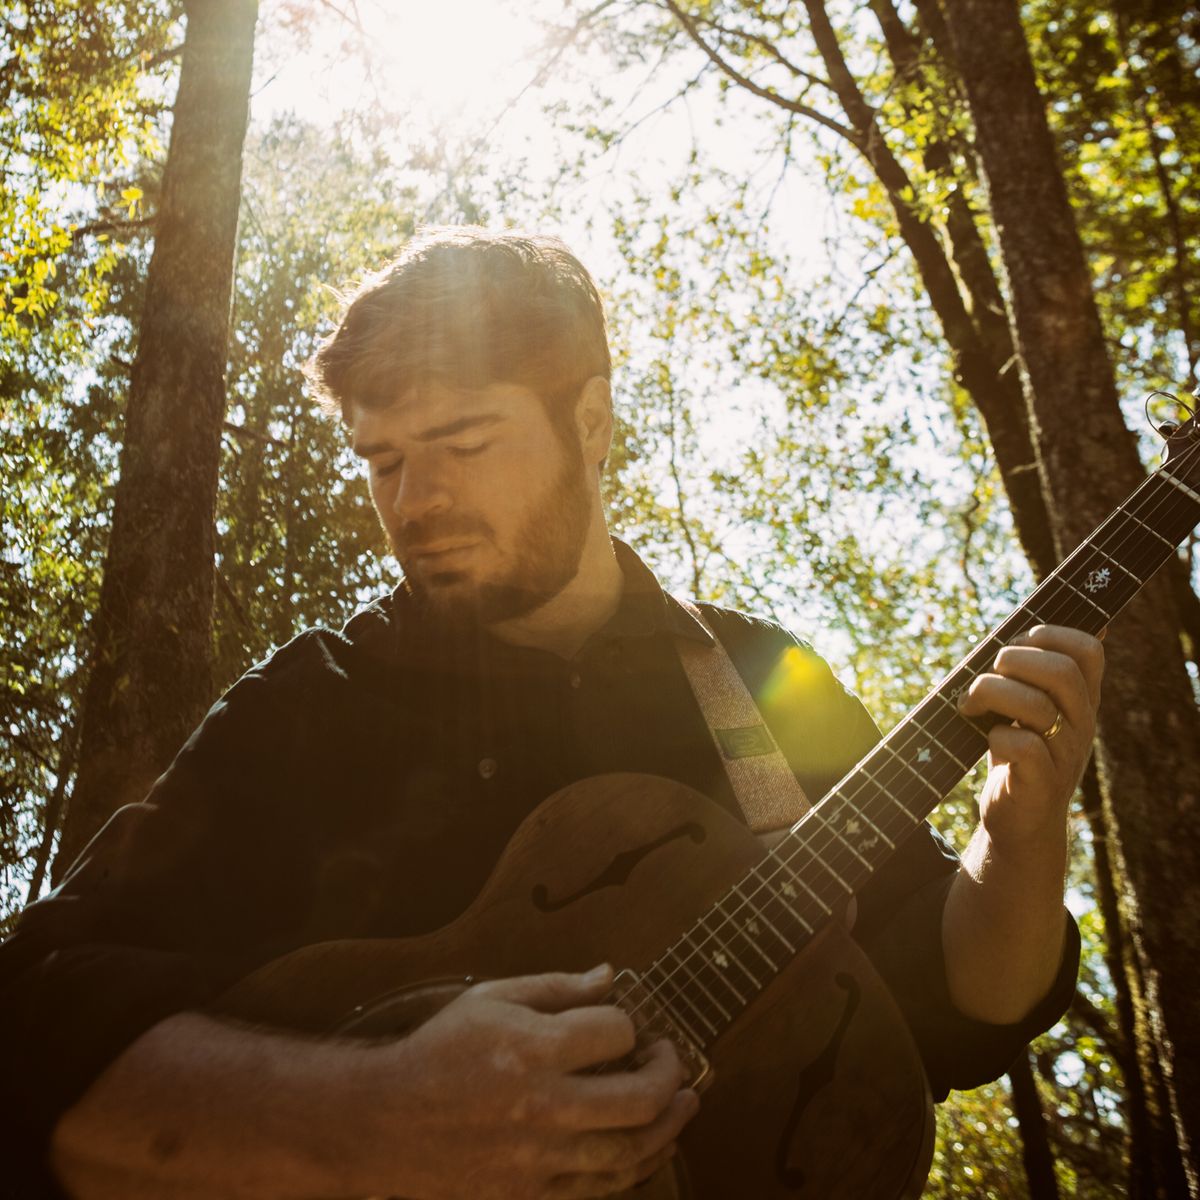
[308,226,611,424]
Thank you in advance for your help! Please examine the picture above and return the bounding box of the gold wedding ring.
[1042,711,1065,741]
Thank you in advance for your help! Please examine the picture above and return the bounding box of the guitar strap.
[672,598,812,833]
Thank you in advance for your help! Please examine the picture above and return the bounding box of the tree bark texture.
[57,0,259,876]
[938,2,1200,1193]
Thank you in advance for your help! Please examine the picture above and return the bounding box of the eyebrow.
[352,413,503,458]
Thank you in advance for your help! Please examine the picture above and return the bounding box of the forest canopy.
[2,1,1198,1195]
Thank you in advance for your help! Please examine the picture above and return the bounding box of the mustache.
[396,513,492,554]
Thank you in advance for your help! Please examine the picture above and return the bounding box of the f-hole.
[532,823,707,912]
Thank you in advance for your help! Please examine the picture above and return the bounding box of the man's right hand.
[51,964,699,1200]
[359,964,700,1199]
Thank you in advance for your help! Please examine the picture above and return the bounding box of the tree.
[551,0,1198,1187]
[58,0,259,872]
[939,3,1200,1192]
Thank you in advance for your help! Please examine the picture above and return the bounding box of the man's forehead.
[347,381,534,451]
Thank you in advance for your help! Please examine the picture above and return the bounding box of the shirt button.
[569,670,582,689]
[477,757,498,780]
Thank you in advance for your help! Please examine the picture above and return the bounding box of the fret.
[731,879,796,955]
[1022,602,1051,626]
[663,939,736,1024]
[883,722,971,801]
[854,766,921,826]
[1127,475,1200,549]
[1089,543,1143,587]
[723,896,784,976]
[906,713,972,772]
[684,928,751,1011]
[1162,469,1200,508]
[879,741,945,802]
[806,805,875,869]
[771,848,839,910]
[642,961,714,1046]
[1040,573,1113,626]
[1050,543,1140,629]
[718,890,785,974]
[1121,507,1177,550]
[972,634,1007,666]
[641,434,1200,1061]
[697,905,763,992]
[1093,508,1178,584]
[784,831,857,897]
[821,791,895,851]
[746,861,816,939]
[1060,576,1114,621]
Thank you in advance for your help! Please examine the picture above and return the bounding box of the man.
[1,228,1095,1198]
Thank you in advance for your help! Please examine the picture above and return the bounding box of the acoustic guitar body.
[217,773,934,1199]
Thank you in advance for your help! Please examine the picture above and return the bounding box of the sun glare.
[260,0,554,131]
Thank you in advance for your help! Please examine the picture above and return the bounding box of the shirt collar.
[597,539,715,647]
[386,536,715,657]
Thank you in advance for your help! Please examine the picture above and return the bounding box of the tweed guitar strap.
[673,599,811,833]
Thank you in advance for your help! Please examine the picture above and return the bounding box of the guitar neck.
[637,447,1200,1052]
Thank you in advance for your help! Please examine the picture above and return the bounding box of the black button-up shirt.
[0,541,1079,1193]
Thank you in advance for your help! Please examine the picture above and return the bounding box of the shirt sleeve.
[0,636,321,1197]
[712,608,1080,1099]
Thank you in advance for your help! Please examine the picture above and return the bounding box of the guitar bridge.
[608,968,712,1092]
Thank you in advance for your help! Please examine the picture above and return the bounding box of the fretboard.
[638,445,1200,1052]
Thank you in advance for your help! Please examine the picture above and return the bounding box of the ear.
[575,376,613,469]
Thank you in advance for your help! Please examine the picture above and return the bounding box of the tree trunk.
[56,0,259,876]
[1079,765,1189,1198]
[938,2,1200,1193]
[1008,1051,1060,1199]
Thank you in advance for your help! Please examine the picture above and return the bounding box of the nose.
[391,459,452,524]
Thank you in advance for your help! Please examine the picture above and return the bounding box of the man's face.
[350,380,595,624]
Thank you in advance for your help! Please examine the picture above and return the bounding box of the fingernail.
[584,963,611,984]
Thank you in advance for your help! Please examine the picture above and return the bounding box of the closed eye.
[374,458,403,477]
[449,442,490,457]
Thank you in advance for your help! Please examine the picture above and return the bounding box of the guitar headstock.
[1151,390,1200,480]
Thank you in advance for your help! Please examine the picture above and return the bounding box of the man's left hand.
[957,624,1104,851]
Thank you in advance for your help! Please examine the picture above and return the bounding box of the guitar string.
[674,435,1200,1024]
[631,436,1200,1044]
[620,435,1200,1047]
[648,434,1200,1031]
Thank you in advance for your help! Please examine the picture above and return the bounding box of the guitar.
[217,414,1200,1197]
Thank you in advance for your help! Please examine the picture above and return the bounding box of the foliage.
[0,0,180,352]
[1025,1,1199,393]
[2,0,1193,1190]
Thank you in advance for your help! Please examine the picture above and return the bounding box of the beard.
[391,439,594,627]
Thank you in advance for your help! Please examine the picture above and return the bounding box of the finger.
[476,965,614,1014]
[958,672,1063,734]
[546,1141,680,1199]
[558,1087,699,1174]
[557,1038,686,1129]
[979,646,1093,729]
[543,1004,638,1073]
[1008,624,1105,707]
[987,723,1055,781]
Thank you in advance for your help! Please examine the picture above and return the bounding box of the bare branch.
[71,214,155,244]
[688,11,836,95]
[216,568,255,634]
[659,0,861,148]
[222,420,286,449]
